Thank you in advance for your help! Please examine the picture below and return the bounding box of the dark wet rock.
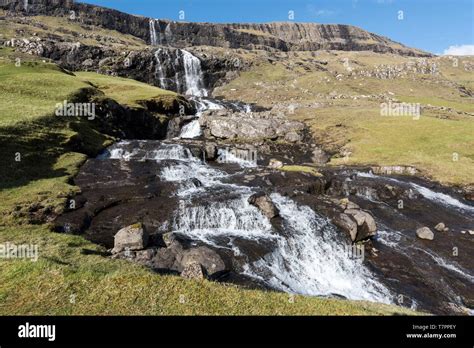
[150,247,180,272]
[416,227,434,240]
[112,223,149,253]
[248,193,279,219]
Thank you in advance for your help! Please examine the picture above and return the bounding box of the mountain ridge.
[1,0,431,56]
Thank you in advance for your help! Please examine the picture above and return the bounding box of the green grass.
[216,52,474,187]
[280,165,322,176]
[0,60,89,125]
[0,225,415,315]
[75,72,176,108]
[0,56,415,315]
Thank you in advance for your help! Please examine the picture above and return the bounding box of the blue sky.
[82,0,473,54]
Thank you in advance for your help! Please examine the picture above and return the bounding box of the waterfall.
[24,0,28,11]
[154,49,167,89]
[153,49,207,97]
[121,141,392,303]
[179,120,202,139]
[149,19,159,46]
[242,194,392,302]
[181,50,207,97]
[179,98,224,139]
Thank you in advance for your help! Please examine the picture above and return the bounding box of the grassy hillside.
[214,51,474,187]
[0,55,414,315]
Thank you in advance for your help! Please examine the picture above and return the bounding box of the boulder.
[112,223,148,253]
[248,193,279,219]
[150,247,180,271]
[284,131,302,143]
[178,247,226,277]
[344,209,377,241]
[416,227,434,240]
[332,213,358,241]
[181,262,206,280]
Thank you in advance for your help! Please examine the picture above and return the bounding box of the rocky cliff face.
[1,0,431,57]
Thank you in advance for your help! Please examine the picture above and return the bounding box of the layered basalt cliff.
[1,0,431,56]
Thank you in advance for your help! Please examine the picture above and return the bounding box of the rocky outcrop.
[1,0,431,56]
[199,109,305,143]
[7,38,240,92]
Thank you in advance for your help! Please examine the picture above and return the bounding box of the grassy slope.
[0,55,413,315]
[214,51,474,187]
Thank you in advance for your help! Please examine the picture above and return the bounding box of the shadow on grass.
[0,114,109,191]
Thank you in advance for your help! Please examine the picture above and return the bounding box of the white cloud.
[306,5,335,17]
[443,44,474,56]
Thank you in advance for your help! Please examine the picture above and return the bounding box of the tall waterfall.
[181,50,207,97]
[149,19,159,46]
[153,48,207,97]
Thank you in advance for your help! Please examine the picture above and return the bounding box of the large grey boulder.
[199,110,305,142]
[333,208,377,242]
[333,213,358,241]
[177,247,226,277]
[112,223,149,254]
[344,209,377,241]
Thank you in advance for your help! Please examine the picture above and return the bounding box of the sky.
[81,0,474,55]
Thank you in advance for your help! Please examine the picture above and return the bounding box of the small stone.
[416,227,434,240]
[434,222,445,232]
[269,159,283,169]
[469,230,474,235]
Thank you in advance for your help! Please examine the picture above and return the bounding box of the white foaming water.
[181,50,207,97]
[178,98,223,139]
[241,193,392,302]
[412,247,474,283]
[179,120,202,139]
[357,172,474,212]
[173,196,275,247]
[149,19,159,46]
[151,144,197,161]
